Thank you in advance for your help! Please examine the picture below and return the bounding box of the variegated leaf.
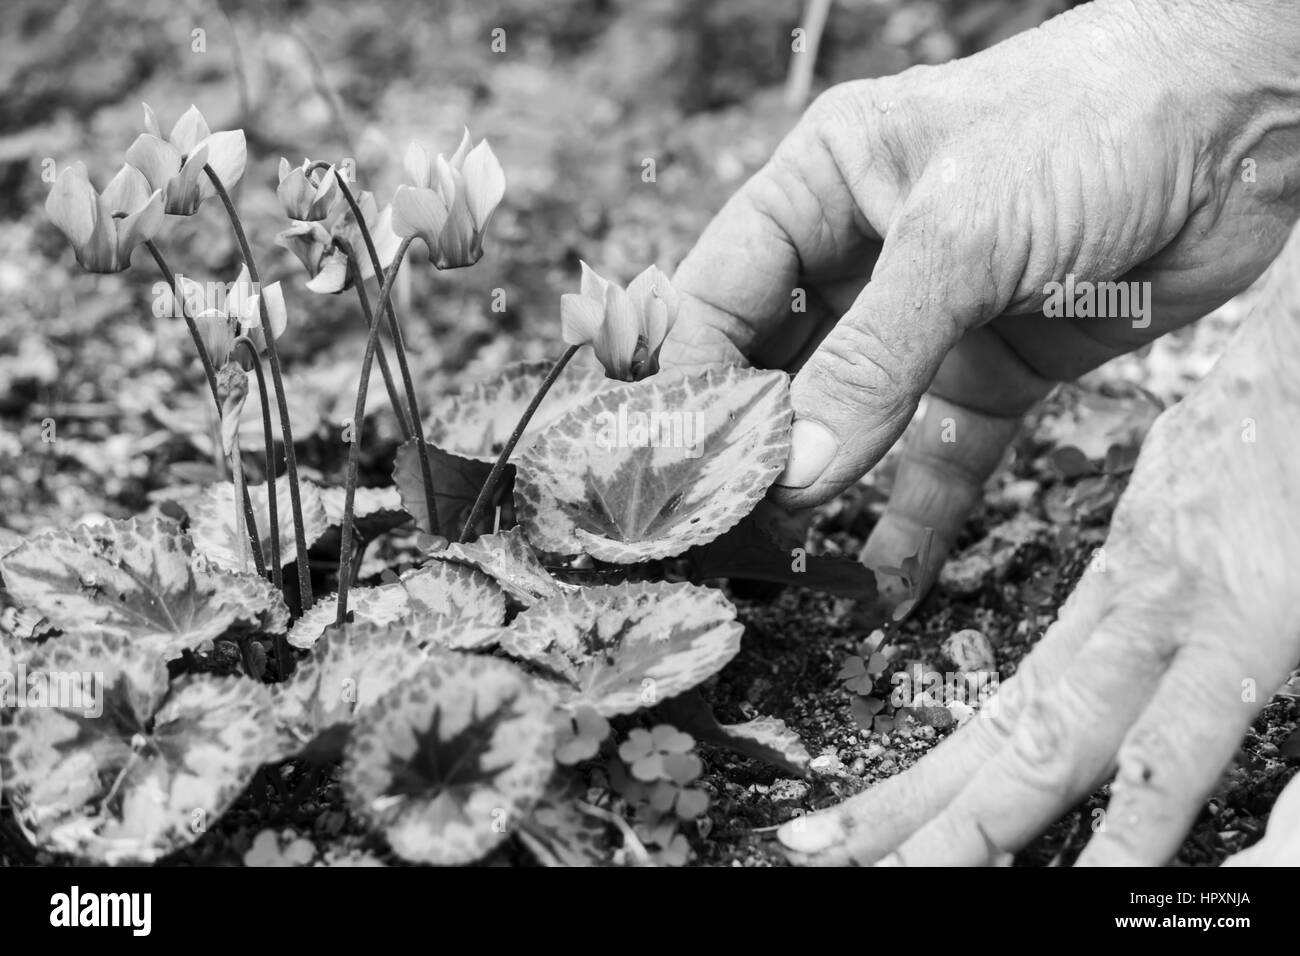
[515,366,792,562]
[316,485,410,540]
[343,652,555,865]
[427,527,566,608]
[500,581,744,716]
[275,620,428,759]
[0,632,277,864]
[0,518,289,660]
[190,476,329,571]
[286,562,505,651]
[425,359,610,461]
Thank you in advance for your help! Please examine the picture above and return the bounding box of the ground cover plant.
[1,0,1295,868]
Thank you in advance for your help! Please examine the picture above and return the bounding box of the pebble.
[767,779,810,803]
[809,754,847,776]
[942,628,996,673]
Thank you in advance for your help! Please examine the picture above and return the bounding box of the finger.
[860,394,1022,605]
[771,198,1001,510]
[1076,644,1265,866]
[661,89,892,372]
[658,158,822,371]
[1222,771,1300,866]
[779,566,1111,864]
[886,607,1170,866]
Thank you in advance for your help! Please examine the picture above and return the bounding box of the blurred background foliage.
[0,0,1113,532]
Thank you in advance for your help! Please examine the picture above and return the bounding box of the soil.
[0,0,1295,867]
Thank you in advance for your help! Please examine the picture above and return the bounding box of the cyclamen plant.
[3,104,878,867]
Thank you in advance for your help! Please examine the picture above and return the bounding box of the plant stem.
[337,236,416,625]
[231,432,251,573]
[314,164,437,531]
[459,345,580,543]
[144,240,264,574]
[336,239,412,440]
[205,163,313,613]
[233,336,282,590]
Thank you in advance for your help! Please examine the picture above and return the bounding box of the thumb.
[771,203,997,510]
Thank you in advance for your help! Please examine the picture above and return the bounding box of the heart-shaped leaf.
[316,485,410,540]
[428,527,567,608]
[343,652,555,865]
[517,776,611,866]
[190,477,330,571]
[394,439,509,539]
[425,360,610,461]
[0,633,279,864]
[500,581,744,716]
[287,561,506,650]
[515,366,792,562]
[0,518,289,661]
[275,620,428,761]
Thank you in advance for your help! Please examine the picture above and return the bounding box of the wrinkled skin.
[660,0,1300,865]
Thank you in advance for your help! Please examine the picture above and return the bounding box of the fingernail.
[776,418,838,489]
[777,813,842,854]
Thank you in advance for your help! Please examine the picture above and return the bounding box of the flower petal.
[168,141,210,216]
[448,127,472,170]
[195,308,235,367]
[45,163,97,250]
[169,105,211,154]
[100,164,152,216]
[461,140,505,233]
[114,189,165,261]
[403,143,431,189]
[305,250,350,294]
[195,130,247,201]
[578,260,608,301]
[560,293,604,347]
[142,102,162,139]
[275,222,330,273]
[594,284,639,380]
[391,185,449,249]
[361,205,402,280]
[124,134,182,193]
[257,282,288,341]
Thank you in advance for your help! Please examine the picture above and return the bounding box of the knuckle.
[1114,724,1182,794]
[803,320,908,407]
[1003,685,1097,798]
[803,81,868,132]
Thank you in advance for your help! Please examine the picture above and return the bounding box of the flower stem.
[336,238,412,440]
[233,336,282,590]
[315,165,437,532]
[205,163,313,613]
[337,236,418,625]
[459,345,580,543]
[144,240,265,576]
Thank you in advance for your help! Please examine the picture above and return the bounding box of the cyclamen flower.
[392,129,505,269]
[277,158,336,221]
[275,190,401,294]
[125,104,247,216]
[45,163,164,273]
[167,266,288,365]
[561,263,680,381]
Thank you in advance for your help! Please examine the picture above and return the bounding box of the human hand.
[660,0,1300,593]
[774,239,1300,865]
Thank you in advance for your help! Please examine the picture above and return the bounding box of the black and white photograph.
[0,0,1297,919]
